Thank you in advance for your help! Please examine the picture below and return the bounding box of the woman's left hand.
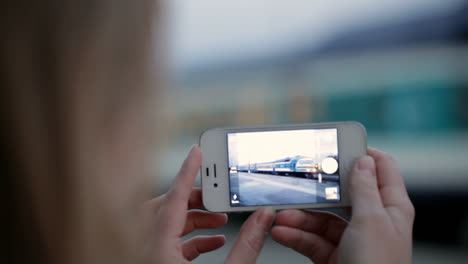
[141,146,227,263]
[141,145,275,263]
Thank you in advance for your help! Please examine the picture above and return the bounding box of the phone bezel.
[200,121,367,212]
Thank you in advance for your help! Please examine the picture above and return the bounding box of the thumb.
[225,207,275,264]
[349,155,384,217]
[167,145,202,204]
[157,145,202,237]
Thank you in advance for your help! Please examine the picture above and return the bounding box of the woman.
[2,0,414,263]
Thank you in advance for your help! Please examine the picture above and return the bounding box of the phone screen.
[227,128,340,207]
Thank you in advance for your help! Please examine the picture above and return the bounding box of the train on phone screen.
[235,155,339,182]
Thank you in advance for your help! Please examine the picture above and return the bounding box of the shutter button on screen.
[321,157,338,174]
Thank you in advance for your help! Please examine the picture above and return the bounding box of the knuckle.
[166,187,178,199]
[301,239,319,257]
[350,172,376,192]
[349,174,360,188]
[401,201,416,220]
[353,210,387,225]
[297,233,315,253]
[167,186,186,202]
[349,171,366,188]
[383,152,397,165]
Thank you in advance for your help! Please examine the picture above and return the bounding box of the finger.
[139,195,167,236]
[225,207,276,264]
[181,235,226,261]
[367,147,415,225]
[144,193,166,211]
[144,187,201,215]
[158,146,202,235]
[275,210,347,244]
[167,145,202,204]
[272,226,336,263]
[349,155,385,217]
[182,210,228,236]
[188,187,203,209]
[367,148,413,207]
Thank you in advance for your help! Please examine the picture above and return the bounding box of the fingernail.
[216,234,227,241]
[186,144,198,156]
[258,207,275,224]
[358,156,374,171]
[189,144,197,152]
[263,206,275,215]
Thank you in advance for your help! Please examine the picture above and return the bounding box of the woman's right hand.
[271,147,415,264]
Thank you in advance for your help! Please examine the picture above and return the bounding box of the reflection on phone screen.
[227,128,340,207]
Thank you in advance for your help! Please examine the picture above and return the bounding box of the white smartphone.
[200,121,367,212]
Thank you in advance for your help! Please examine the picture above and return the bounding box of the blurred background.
[160,0,468,263]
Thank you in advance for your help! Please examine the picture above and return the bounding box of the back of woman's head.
[1,1,162,263]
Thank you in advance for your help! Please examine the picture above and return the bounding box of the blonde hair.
[1,1,162,263]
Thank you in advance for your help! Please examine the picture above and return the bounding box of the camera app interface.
[227,128,340,207]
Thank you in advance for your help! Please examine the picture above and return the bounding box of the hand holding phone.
[142,146,276,263]
[200,122,367,212]
[271,148,415,264]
